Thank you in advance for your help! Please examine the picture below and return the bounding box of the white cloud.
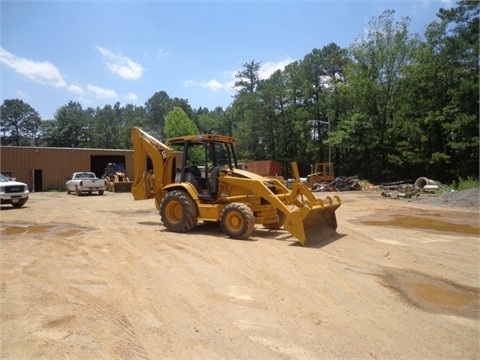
[184,56,294,93]
[96,46,144,80]
[203,79,225,90]
[259,56,294,80]
[421,0,452,4]
[0,47,67,88]
[185,79,230,91]
[68,84,84,95]
[87,85,117,99]
[125,92,138,102]
[0,47,132,109]
[156,48,169,59]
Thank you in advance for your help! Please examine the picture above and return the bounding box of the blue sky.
[1,0,451,120]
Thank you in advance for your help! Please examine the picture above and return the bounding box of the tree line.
[1,1,478,183]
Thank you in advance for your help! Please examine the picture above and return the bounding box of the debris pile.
[380,177,443,199]
[312,176,362,192]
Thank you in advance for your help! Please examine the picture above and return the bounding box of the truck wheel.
[160,190,198,232]
[66,187,71,195]
[12,199,27,208]
[98,190,104,195]
[221,203,255,239]
[76,187,82,196]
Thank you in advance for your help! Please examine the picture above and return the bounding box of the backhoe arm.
[131,127,176,208]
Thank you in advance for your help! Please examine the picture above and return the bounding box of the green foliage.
[196,112,223,134]
[1,99,41,145]
[447,176,480,191]
[164,107,202,163]
[234,61,261,94]
[144,91,173,138]
[164,107,199,138]
[456,177,480,191]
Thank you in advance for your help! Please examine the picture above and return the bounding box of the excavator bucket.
[283,196,341,246]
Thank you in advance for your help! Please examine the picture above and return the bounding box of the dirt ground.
[1,189,479,360]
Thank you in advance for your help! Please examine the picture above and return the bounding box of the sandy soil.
[1,189,479,360]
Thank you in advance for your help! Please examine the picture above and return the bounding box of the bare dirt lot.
[1,189,479,359]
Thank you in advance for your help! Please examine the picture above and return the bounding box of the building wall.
[0,146,134,192]
[240,160,284,177]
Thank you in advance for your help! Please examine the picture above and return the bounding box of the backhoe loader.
[102,163,133,192]
[130,127,341,246]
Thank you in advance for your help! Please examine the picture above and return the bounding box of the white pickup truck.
[0,173,29,207]
[66,172,106,196]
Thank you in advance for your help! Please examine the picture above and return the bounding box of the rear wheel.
[160,190,198,232]
[221,203,255,239]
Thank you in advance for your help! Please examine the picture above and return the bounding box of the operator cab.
[167,134,238,200]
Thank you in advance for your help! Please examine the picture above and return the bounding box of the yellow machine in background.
[131,127,341,246]
[304,163,335,189]
[102,163,133,192]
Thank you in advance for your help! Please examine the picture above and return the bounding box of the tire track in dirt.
[68,286,150,360]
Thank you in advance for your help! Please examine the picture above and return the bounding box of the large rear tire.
[221,203,255,239]
[160,190,198,232]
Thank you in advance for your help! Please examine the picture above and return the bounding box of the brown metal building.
[0,146,134,192]
[240,160,283,177]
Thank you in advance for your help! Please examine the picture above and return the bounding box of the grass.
[445,176,480,192]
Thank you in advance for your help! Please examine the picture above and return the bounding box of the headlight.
[24,185,28,191]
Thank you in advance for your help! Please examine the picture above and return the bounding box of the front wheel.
[98,190,104,195]
[160,190,198,232]
[221,203,255,239]
[12,199,27,208]
[76,187,82,196]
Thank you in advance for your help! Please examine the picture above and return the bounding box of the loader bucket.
[112,181,134,192]
[283,196,341,246]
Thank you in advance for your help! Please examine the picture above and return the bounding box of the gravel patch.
[420,188,480,209]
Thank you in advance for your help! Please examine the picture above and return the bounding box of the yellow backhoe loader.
[131,127,341,246]
[102,163,133,192]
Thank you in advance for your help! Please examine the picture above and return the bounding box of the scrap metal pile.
[311,176,362,192]
[380,177,442,199]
